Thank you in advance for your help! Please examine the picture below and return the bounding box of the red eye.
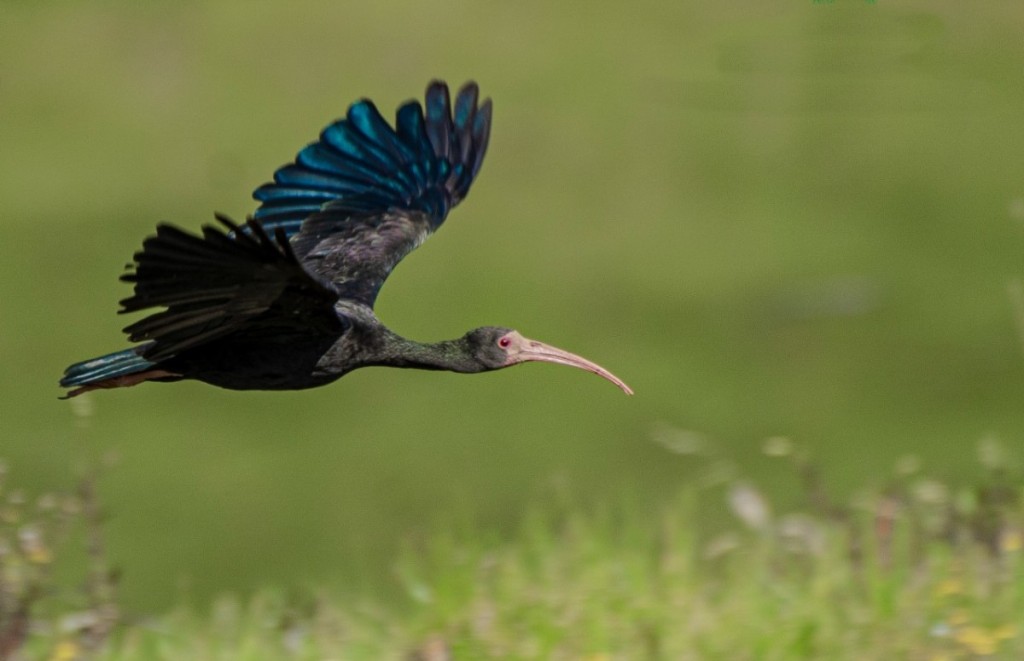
[498,336,511,348]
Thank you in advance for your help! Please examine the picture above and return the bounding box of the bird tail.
[59,345,165,398]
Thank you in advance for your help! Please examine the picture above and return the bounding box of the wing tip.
[250,79,493,234]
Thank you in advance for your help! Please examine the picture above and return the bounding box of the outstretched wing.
[120,215,344,362]
[249,80,492,307]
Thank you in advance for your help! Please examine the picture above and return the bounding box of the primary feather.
[250,81,491,240]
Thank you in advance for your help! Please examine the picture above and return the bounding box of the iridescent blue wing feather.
[251,81,492,242]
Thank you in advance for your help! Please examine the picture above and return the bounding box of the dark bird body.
[61,81,632,398]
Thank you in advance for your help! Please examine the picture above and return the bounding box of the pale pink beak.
[502,331,634,395]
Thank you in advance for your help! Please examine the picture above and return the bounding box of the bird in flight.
[61,81,633,398]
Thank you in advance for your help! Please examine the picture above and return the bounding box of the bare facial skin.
[499,331,634,395]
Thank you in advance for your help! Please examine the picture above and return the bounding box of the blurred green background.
[2,1,1023,612]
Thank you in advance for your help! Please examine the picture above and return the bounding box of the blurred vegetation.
[7,439,1024,659]
[1,0,1023,615]
[0,459,117,659]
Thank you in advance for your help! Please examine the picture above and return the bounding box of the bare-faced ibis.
[61,81,633,398]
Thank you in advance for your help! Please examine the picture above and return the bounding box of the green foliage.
[383,441,1024,659]
[7,443,1024,659]
[0,462,118,660]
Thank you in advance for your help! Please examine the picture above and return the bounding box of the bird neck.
[374,333,483,374]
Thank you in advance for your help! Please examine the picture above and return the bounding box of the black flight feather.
[119,215,343,363]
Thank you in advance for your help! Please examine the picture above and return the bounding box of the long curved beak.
[506,332,634,395]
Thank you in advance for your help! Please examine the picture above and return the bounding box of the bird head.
[465,327,633,395]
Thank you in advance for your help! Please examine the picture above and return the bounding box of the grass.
[5,438,1023,659]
